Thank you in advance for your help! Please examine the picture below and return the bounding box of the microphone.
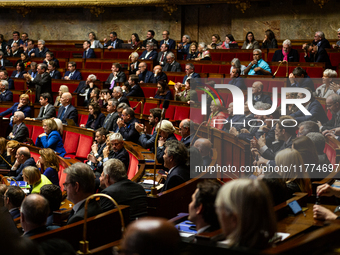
[161,100,170,118]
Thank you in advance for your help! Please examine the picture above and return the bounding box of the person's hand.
[333,127,340,135]
[154,69,160,75]
[80,124,85,128]
[117,118,125,128]
[216,45,223,49]
[18,102,24,108]
[64,76,70,80]
[135,123,144,133]
[322,129,333,136]
[158,136,165,147]
[8,132,14,138]
[261,125,270,133]
[313,205,338,221]
[130,64,135,70]
[187,100,191,105]
[91,143,98,154]
[36,160,41,169]
[317,183,340,197]
[140,80,144,83]
[250,136,258,149]
[302,43,307,51]
[87,153,98,164]
[257,156,269,166]
[333,44,338,49]
[13,159,20,169]
[316,121,322,128]
[240,128,250,134]
[89,82,94,88]
[178,44,183,49]
[330,82,340,93]
[103,38,107,43]
[254,67,262,72]
[103,146,110,158]
[258,134,266,148]
[250,59,258,66]
[107,46,113,50]
[31,52,35,57]
[128,39,132,44]
[289,73,295,84]
[136,70,141,76]
[38,133,47,138]
[229,127,239,136]
[6,47,11,53]
[194,58,201,61]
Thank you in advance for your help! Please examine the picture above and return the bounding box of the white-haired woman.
[315,69,337,98]
[195,42,211,61]
[54,85,69,107]
[229,58,246,75]
[155,120,178,166]
[129,52,140,75]
[207,100,226,130]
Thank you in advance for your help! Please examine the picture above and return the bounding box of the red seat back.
[79,114,89,126]
[31,126,44,145]
[143,103,157,115]
[58,165,66,190]
[75,134,93,160]
[63,131,80,155]
[129,101,141,114]
[31,152,40,162]
[142,87,157,98]
[127,151,139,180]
[173,106,190,121]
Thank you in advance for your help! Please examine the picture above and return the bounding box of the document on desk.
[275,232,290,241]
[143,179,158,185]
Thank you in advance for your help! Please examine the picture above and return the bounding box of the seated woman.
[99,89,112,108]
[186,43,199,60]
[53,118,64,136]
[241,31,260,49]
[88,31,103,48]
[35,118,66,157]
[218,34,238,49]
[128,33,142,50]
[315,69,337,98]
[207,34,222,49]
[195,42,211,61]
[129,52,140,75]
[54,85,69,107]
[87,87,100,107]
[175,79,198,104]
[0,138,11,169]
[215,179,277,249]
[11,62,27,78]
[178,35,191,56]
[262,29,278,49]
[82,102,105,130]
[153,81,172,100]
[207,100,225,130]
[229,58,246,75]
[155,120,178,166]
[37,148,60,187]
[5,140,20,167]
[22,166,52,194]
[16,53,31,68]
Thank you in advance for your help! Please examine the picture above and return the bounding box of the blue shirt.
[247,59,271,75]
[43,167,59,186]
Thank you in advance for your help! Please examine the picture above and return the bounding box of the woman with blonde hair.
[37,148,60,186]
[215,179,277,249]
[6,140,20,167]
[22,166,52,194]
[155,120,178,166]
[54,85,69,107]
[35,119,66,157]
[275,148,312,195]
[315,69,337,98]
[0,138,10,169]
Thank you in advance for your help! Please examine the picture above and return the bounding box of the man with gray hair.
[179,119,193,147]
[139,42,157,61]
[0,51,12,70]
[244,49,271,75]
[33,39,49,58]
[163,52,181,72]
[0,80,13,101]
[7,111,29,143]
[74,74,97,105]
[306,132,331,166]
[136,62,153,83]
[297,121,319,137]
[194,138,213,166]
[10,147,36,181]
[27,61,38,79]
[319,93,340,133]
[312,31,331,49]
[117,107,140,144]
[99,159,147,221]
[102,133,130,171]
[103,98,119,131]
[113,86,130,106]
[64,162,102,224]
[272,39,299,62]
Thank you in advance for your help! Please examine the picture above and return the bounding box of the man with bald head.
[151,65,168,84]
[57,92,78,125]
[179,119,192,147]
[10,147,36,181]
[7,111,29,143]
[252,81,272,105]
[137,62,153,83]
[21,194,50,237]
[120,217,180,255]
[194,138,213,166]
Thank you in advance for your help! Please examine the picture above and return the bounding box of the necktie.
[104,113,111,128]
[161,53,165,62]
[69,72,73,78]
[59,107,66,120]
[85,50,87,59]
[13,125,18,135]
[110,80,115,90]
[41,106,45,117]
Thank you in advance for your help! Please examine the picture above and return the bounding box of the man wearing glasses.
[244,49,271,75]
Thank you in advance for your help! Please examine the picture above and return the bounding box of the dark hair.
[124,107,135,118]
[277,116,297,136]
[85,40,91,46]
[68,61,76,67]
[265,29,276,42]
[156,80,170,96]
[112,62,122,70]
[46,51,54,57]
[49,60,57,68]
[150,108,162,120]
[40,184,62,212]
[232,67,241,75]
[148,30,155,36]
[96,127,109,137]
[27,39,34,45]
[129,74,139,85]
[6,186,25,208]
[89,102,102,116]
[123,81,131,93]
[13,31,20,36]
[226,34,235,42]
[110,32,117,37]
[245,31,255,43]
[20,52,29,62]
[88,31,97,39]
[164,140,188,165]
[40,93,52,101]
[0,34,4,41]
[17,62,25,71]
[293,66,307,77]
[132,33,140,42]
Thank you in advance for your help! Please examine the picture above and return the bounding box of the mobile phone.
[288,200,302,215]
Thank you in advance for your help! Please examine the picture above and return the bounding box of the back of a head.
[292,136,319,165]
[306,132,326,155]
[64,162,95,194]
[121,217,180,255]
[21,194,49,226]
[40,184,62,213]
[7,186,25,208]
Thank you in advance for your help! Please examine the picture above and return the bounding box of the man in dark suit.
[117,107,140,144]
[24,39,35,57]
[229,67,246,90]
[272,39,299,62]
[160,30,176,50]
[0,94,31,126]
[137,62,153,83]
[102,99,119,131]
[105,63,126,89]
[65,163,102,225]
[83,40,96,59]
[7,111,29,143]
[4,186,25,220]
[86,127,109,171]
[319,94,340,132]
[47,61,61,79]
[150,65,168,84]
[43,51,59,69]
[9,147,36,181]
[157,43,170,67]
[63,61,82,80]
[31,39,49,58]
[127,75,145,97]
[142,30,158,49]
[34,93,56,120]
[113,86,130,106]
[180,63,201,85]
[0,51,12,69]
[103,32,123,49]
[0,80,13,101]
[0,70,14,90]
[288,66,315,92]
[25,63,52,104]
[27,62,38,79]
[304,43,332,68]
[161,140,190,192]
[100,158,147,221]
[57,92,78,125]
[312,31,331,49]
[179,119,192,147]
[252,81,272,105]
[7,31,23,48]
[5,42,23,57]
[163,52,182,72]
[139,42,158,63]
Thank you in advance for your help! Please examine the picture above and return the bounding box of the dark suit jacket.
[162,164,190,192]
[105,72,126,85]
[126,85,145,97]
[228,77,246,90]
[288,75,315,92]
[85,113,105,130]
[223,114,248,132]
[43,58,60,69]
[28,69,38,78]
[262,135,296,161]
[139,131,157,152]
[36,104,56,120]
[321,111,340,131]
[6,48,24,57]
[0,90,13,101]
[83,48,96,59]
[10,157,36,181]
[313,38,331,49]
[104,38,123,49]
[9,208,20,219]
[156,134,178,165]
[63,70,82,80]
[28,72,52,103]
[163,61,182,72]
[138,70,153,83]
[181,135,192,147]
[11,70,27,78]
[118,118,140,144]
[253,93,272,105]
[1,59,13,68]
[7,78,14,90]
[183,73,200,84]
[118,96,130,106]
[34,47,49,58]
[8,123,29,143]
[291,99,328,123]
[57,104,78,125]
[160,39,176,49]
[142,38,158,48]
[150,72,168,84]
[49,70,62,79]
[0,102,31,119]
[272,49,300,62]
[7,39,23,47]
[139,50,158,61]
[100,179,147,221]
[157,51,169,66]
[106,147,130,171]
[304,48,332,68]
[67,200,102,225]
[103,112,119,131]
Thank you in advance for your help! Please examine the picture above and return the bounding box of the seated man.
[188,180,221,234]
[126,75,145,97]
[100,159,147,221]
[297,121,320,137]
[32,39,49,58]
[163,52,182,72]
[160,30,176,49]
[179,119,192,147]
[312,31,331,49]
[103,32,123,49]
[40,184,62,227]
[43,51,59,69]
[314,183,340,221]
[7,111,29,143]
[105,63,126,88]
[74,74,97,105]
[142,30,158,49]
[21,194,50,237]
[7,31,23,47]
[65,163,102,224]
[252,81,272,104]
[228,67,246,90]
[24,39,35,57]
[224,102,254,132]
[10,147,36,181]
[0,70,14,90]
[0,51,12,69]
[139,42,157,62]
[83,40,96,59]
[6,42,23,57]
[318,94,340,132]
[87,127,109,172]
[288,66,315,92]
[113,86,130,106]
[181,63,200,85]
[63,61,82,80]
[137,62,153,83]
[33,93,56,120]
[117,107,140,144]
[306,132,331,166]
[162,140,190,191]
[194,138,213,166]
[47,61,61,79]
[4,186,25,219]
[150,65,168,84]
[103,99,119,131]
[303,42,331,68]
[157,43,170,67]
[57,92,78,125]
[272,39,299,62]
[0,80,13,101]
[27,62,38,79]
[0,94,31,126]
[244,49,271,75]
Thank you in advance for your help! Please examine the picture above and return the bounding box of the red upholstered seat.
[268,80,285,91]
[236,52,252,61]
[13,80,25,90]
[58,165,66,189]
[329,52,340,67]
[75,134,93,160]
[13,93,20,102]
[142,87,157,98]
[173,106,190,121]
[174,133,181,140]
[31,126,44,145]
[306,67,324,78]
[78,114,89,126]
[26,125,33,138]
[191,107,204,124]
[63,131,80,155]
[160,104,175,120]
[268,52,275,62]
[56,52,70,59]
[117,52,132,59]
[143,103,158,115]
[127,151,139,180]
[84,62,101,69]
[201,65,219,73]
[196,90,204,102]
[129,101,141,114]
[219,65,232,74]
[102,63,112,70]
[103,52,119,59]
[193,65,202,73]
[31,152,40,162]
[220,53,237,62]
[324,143,336,165]
[210,53,222,61]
